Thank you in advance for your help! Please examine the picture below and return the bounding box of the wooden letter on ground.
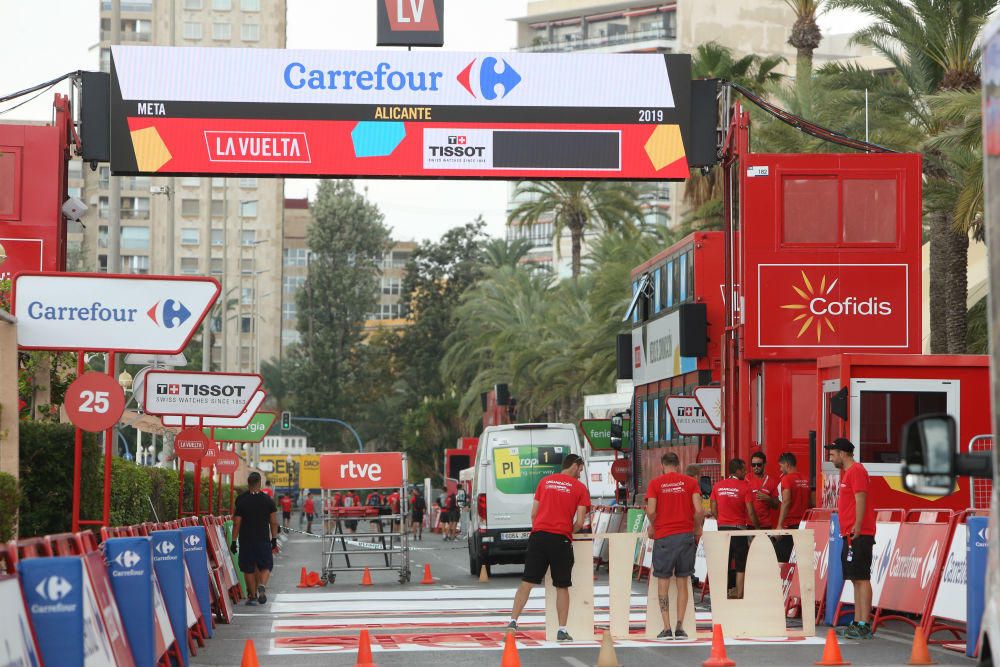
[544,537,595,641]
[704,529,814,638]
[606,533,640,639]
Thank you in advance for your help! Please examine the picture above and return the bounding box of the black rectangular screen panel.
[493,131,619,170]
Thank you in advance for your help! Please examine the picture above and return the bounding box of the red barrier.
[872,509,956,633]
[0,542,17,574]
[15,537,53,559]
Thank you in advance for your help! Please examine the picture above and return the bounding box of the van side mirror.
[900,413,957,496]
[609,414,624,451]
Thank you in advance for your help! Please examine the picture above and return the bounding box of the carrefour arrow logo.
[113,550,141,568]
[147,299,192,329]
[155,540,176,555]
[457,57,521,100]
[184,534,202,547]
[35,576,72,601]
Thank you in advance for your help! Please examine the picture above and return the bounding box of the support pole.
[102,352,116,527]
[71,351,84,533]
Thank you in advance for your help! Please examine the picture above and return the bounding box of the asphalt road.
[190,518,976,667]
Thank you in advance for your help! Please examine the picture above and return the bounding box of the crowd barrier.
[1,514,242,667]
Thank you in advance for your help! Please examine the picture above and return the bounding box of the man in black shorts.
[507,454,590,641]
[410,488,426,541]
[231,472,279,605]
[709,458,759,599]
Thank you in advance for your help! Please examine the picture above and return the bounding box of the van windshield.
[493,445,566,494]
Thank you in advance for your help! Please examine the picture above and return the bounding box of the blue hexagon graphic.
[351,121,406,158]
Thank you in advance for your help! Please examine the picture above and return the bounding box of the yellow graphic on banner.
[494,447,521,480]
[130,126,172,172]
[259,454,321,489]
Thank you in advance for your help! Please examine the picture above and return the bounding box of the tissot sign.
[377,0,444,47]
[143,371,261,417]
[756,264,910,349]
[12,272,219,353]
[109,46,709,180]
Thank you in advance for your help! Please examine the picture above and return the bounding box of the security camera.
[62,196,88,221]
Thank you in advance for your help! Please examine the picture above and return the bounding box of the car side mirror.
[609,414,624,451]
[901,414,957,496]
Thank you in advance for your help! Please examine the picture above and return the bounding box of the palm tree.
[782,0,825,114]
[828,0,998,353]
[507,181,646,280]
[481,237,535,269]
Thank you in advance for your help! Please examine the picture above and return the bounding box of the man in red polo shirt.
[747,451,780,529]
[710,458,759,599]
[507,454,590,642]
[774,452,813,562]
[646,451,703,640]
[827,438,876,640]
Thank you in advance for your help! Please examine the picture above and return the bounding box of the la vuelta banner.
[108,46,706,180]
[756,264,911,350]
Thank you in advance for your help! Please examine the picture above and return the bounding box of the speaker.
[80,71,111,163]
[678,302,708,358]
[480,392,488,412]
[495,383,510,406]
[616,333,633,380]
[830,387,848,420]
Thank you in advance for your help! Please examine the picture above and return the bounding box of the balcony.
[100,29,151,42]
[518,26,676,53]
[101,1,152,12]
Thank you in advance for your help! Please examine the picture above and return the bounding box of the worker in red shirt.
[262,480,275,498]
[774,452,813,562]
[827,438,876,640]
[303,492,316,535]
[279,493,293,532]
[747,451,780,529]
[645,451,704,640]
[507,454,590,642]
[388,490,401,531]
[710,458,759,599]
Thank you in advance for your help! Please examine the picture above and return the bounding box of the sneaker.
[556,630,573,642]
[245,599,257,606]
[656,629,673,640]
[257,585,267,605]
[842,623,863,640]
[506,620,518,631]
[674,626,688,641]
[855,623,874,639]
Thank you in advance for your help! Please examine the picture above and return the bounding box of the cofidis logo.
[757,264,910,349]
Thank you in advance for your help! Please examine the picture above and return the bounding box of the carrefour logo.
[875,538,894,582]
[457,57,521,99]
[155,540,176,556]
[920,541,940,589]
[184,534,202,547]
[147,299,191,329]
[780,271,892,342]
[113,550,141,568]
[35,576,72,602]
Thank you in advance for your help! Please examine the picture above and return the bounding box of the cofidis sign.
[756,264,910,349]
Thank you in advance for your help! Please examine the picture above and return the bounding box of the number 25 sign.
[65,372,126,432]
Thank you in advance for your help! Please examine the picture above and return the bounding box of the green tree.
[481,237,535,269]
[782,0,825,114]
[507,182,646,280]
[289,180,391,449]
[828,0,998,353]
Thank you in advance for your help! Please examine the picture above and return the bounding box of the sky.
[0,0,866,243]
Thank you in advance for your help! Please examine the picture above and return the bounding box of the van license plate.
[501,532,529,540]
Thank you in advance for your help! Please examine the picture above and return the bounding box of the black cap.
[824,438,855,454]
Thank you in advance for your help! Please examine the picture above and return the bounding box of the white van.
[467,423,587,576]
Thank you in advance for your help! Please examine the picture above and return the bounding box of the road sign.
[579,418,632,451]
[142,371,261,417]
[174,429,208,463]
[12,272,219,353]
[377,0,444,47]
[665,396,719,435]
[215,451,240,475]
[109,46,713,180]
[693,387,722,430]
[64,372,126,432]
[208,412,276,443]
[123,352,188,367]
[610,458,631,484]
[160,390,266,427]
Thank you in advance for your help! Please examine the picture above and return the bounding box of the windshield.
[493,444,566,494]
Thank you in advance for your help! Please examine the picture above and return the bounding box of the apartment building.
[507,0,884,277]
[68,0,287,372]
[366,241,416,336]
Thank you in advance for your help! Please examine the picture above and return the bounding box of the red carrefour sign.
[876,520,950,615]
[757,264,910,349]
[319,452,405,490]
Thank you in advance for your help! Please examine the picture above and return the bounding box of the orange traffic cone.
[501,630,520,667]
[421,563,434,584]
[306,571,321,587]
[296,566,309,588]
[356,629,377,667]
[815,628,850,666]
[906,628,936,665]
[240,639,259,667]
[702,624,735,667]
[361,567,373,586]
[479,564,489,583]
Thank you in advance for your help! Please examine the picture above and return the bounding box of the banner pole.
[178,461,185,518]
[72,351,85,533]
[102,351,116,527]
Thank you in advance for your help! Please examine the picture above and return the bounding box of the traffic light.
[281,411,291,430]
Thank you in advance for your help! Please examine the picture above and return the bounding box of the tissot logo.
[448,135,466,145]
[154,383,246,398]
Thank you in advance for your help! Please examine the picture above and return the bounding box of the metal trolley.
[319,454,410,584]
